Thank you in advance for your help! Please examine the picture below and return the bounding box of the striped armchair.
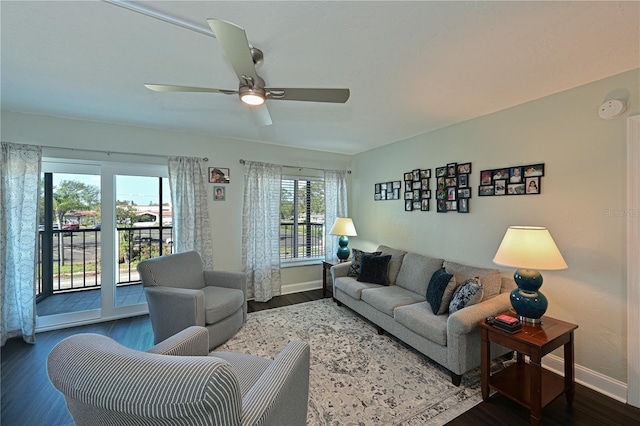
[47,326,310,426]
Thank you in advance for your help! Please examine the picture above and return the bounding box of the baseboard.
[543,354,628,403]
[281,280,322,295]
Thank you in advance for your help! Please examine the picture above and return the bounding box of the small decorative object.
[213,186,226,201]
[479,163,544,196]
[404,168,431,211]
[493,226,568,324]
[436,161,471,213]
[329,217,358,260]
[209,167,230,183]
[374,181,401,200]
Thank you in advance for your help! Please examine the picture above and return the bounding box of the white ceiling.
[1,1,639,155]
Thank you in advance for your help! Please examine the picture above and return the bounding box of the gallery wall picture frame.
[209,167,230,183]
[436,161,472,213]
[478,163,544,196]
[375,181,401,200]
[213,186,226,201]
[404,168,432,211]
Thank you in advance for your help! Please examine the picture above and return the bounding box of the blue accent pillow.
[348,248,382,277]
[357,254,391,285]
[426,268,456,315]
[449,277,484,314]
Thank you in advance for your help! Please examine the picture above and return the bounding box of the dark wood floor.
[2,288,638,425]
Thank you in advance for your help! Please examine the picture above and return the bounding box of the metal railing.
[280,222,324,260]
[36,226,172,298]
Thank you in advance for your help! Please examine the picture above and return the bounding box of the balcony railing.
[36,226,172,299]
[280,222,324,260]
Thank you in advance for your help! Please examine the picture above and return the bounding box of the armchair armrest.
[144,287,205,344]
[241,341,310,426]
[330,262,352,280]
[447,293,512,336]
[146,326,209,356]
[204,270,247,321]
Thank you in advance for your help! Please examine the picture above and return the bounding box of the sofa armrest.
[146,326,209,356]
[330,262,352,280]
[447,293,512,336]
[241,341,310,426]
[144,287,205,344]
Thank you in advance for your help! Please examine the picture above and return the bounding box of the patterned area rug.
[217,298,498,426]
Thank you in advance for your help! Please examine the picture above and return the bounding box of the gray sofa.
[331,245,515,385]
[47,326,310,426]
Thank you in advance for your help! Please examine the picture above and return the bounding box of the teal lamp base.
[336,235,350,260]
[510,269,547,324]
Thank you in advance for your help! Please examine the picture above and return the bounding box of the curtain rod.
[239,159,351,174]
[44,146,208,162]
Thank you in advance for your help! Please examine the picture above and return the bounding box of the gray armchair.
[47,326,311,426]
[137,251,247,350]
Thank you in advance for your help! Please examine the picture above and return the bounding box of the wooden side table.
[480,314,578,426]
[322,259,341,298]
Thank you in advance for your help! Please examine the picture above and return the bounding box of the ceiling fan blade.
[144,84,237,95]
[250,105,273,126]
[265,88,350,103]
[207,19,259,84]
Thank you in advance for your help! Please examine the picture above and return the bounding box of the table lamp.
[493,226,568,324]
[329,217,357,260]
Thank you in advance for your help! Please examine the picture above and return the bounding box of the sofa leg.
[335,299,342,306]
[376,326,384,336]
[451,373,462,386]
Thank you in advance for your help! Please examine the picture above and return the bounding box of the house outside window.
[280,176,325,262]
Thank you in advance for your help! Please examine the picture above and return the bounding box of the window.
[280,176,325,261]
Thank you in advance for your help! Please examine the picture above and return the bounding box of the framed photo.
[457,163,471,174]
[446,200,457,211]
[375,183,381,194]
[213,186,226,201]
[413,189,420,201]
[479,185,495,196]
[381,189,386,199]
[436,167,447,177]
[374,193,381,201]
[405,200,413,211]
[445,177,457,187]
[458,188,471,198]
[386,182,393,192]
[523,164,545,177]
[493,169,509,181]
[480,170,493,185]
[458,198,469,213]
[405,180,412,191]
[507,183,525,195]
[509,167,523,184]
[393,188,400,199]
[526,177,540,194]
[404,191,413,200]
[412,169,421,181]
[458,174,468,188]
[494,179,506,196]
[421,190,431,199]
[437,199,447,212]
[447,163,457,177]
[447,187,457,201]
[392,181,401,189]
[413,201,422,210]
[209,167,230,183]
[420,169,431,179]
[436,186,446,200]
[421,178,429,189]
[421,199,429,211]
[404,172,413,181]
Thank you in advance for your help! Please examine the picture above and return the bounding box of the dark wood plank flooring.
[2,288,638,425]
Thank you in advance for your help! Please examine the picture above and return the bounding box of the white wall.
[350,69,639,390]
[0,111,350,288]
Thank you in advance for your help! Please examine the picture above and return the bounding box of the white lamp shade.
[493,226,568,270]
[329,217,357,236]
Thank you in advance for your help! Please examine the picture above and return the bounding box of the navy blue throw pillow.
[426,268,454,314]
[357,254,391,285]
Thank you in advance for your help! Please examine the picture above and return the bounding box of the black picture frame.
[436,167,447,177]
[437,199,447,212]
[458,188,471,198]
[494,179,506,196]
[458,198,469,213]
[405,200,413,211]
[421,199,429,211]
[446,163,457,177]
[479,185,495,196]
[479,163,545,197]
[457,163,472,174]
[526,176,541,194]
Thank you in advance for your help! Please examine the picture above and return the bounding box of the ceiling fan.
[144,19,350,126]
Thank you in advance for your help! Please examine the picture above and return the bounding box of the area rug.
[217,298,499,426]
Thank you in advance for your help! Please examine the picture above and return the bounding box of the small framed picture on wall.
[213,186,226,201]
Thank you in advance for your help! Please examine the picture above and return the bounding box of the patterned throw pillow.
[449,277,484,314]
[357,254,392,285]
[348,248,382,277]
[426,268,457,315]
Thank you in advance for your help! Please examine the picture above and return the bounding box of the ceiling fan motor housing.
[239,85,266,106]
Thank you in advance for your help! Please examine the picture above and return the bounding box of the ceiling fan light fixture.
[239,86,266,106]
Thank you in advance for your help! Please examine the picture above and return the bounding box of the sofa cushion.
[395,253,444,297]
[449,278,484,314]
[357,254,391,285]
[348,249,382,277]
[361,286,425,317]
[426,268,457,315]
[443,260,502,301]
[201,286,245,325]
[376,245,407,284]
[334,276,384,300]
[394,302,448,346]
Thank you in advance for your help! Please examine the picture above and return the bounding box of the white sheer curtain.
[1,142,41,346]
[168,156,214,269]
[324,170,349,260]
[242,161,282,302]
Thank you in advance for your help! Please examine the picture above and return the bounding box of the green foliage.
[53,180,100,227]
